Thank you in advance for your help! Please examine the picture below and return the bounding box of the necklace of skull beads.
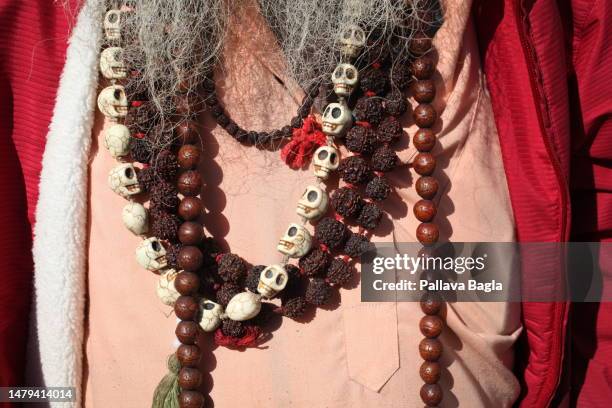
[98,6,444,408]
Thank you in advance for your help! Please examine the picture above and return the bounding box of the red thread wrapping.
[214,326,262,348]
[281,115,327,169]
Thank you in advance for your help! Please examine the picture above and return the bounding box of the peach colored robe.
[84,1,521,407]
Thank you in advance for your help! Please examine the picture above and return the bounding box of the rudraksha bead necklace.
[97,5,444,407]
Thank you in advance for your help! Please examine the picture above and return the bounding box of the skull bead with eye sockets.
[199,299,224,332]
[322,102,352,137]
[104,10,122,42]
[332,63,359,98]
[257,264,288,298]
[277,223,312,258]
[136,237,167,272]
[296,185,328,221]
[98,85,128,119]
[100,47,127,79]
[339,25,366,58]
[313,145,340,180]
[108,163,141,198]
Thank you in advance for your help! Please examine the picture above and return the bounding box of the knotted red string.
[281,115,327,169]
[214,326,262,348]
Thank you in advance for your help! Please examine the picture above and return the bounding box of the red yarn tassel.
[214,326,262,349]
[281,115,327,169]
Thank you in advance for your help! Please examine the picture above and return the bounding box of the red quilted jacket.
[0,1,610,406]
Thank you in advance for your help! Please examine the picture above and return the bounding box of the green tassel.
[152,354,181,408]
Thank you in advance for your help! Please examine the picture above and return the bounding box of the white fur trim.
[27,1,103,406]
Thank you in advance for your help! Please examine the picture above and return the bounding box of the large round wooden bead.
[414,200,437,222]
[420,383,443,406]
[175,295,200,321]
[179,197,204,221]
[419,338,443,361]
[176,344,202,367]
[420,361,441,384]
[178,246,204,271]
[413,128,436,152]
[176,121,199,144]
[413,153,436,176]
[417,222,439,245]
[416,176,439,199]
[413,104,437,128]
[410,36,432,56]
[178,145,201,170]
[176,321,199,345]
[178,367,203,390]
[412,56,435,80]
[420,315,444,338]
[178,390,205,408]
[175,271,200,296]
[413,80,436,103]
[179,221,205,245]
[420,292,443,315]
[178,171,203,196]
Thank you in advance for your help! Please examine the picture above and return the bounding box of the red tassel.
[281,115,327,169]
[214,326,262,348]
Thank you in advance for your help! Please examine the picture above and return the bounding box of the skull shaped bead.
[156,269,180,306]
[121,202,149,235]
[199,299,224,332]
[257,264,289,298]
[136,237,167,271]
[225,291,262,321]
[100,47,127,79]
[277,223,312,258]
[296,185,328,221]
[322,102,352,137]
[339,25,366,59]
[332,63,359,98]
[313,145,340,180]
[108,163,141,198]
[104,10,122,42]
[104,123,131,158]
[98,85,128,119]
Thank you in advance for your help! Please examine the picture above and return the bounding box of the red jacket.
[0,0,610,406]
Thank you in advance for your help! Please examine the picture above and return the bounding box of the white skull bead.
[100,47,127,79]
[136,237,167,271]
[108,163,141,198]
[225,291,262,321]
[156,269,180,306]
[199,299,224,332]
[97,85,128,119]
[339,25,366,58]
[257,264,288,298]
[332,63,359,98]
[121,202,148,235]
[322,102,352,137]
[104,123,131,158]
[104,10,122,42]
[313,145,340,180]
[296,185,328,221]
[277,223,312,258]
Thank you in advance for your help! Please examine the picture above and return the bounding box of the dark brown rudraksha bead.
[175,121,199,145]
[130,136,154,164]
[413,79,436,104]
[359,67,388,95]
[218,253,247,284]
[357,202,383,230]
[365,176,391,201]
[281,296,307,319]
[416,176,439,199]
[315,217,348,249]
[299,248,331,277]
[178,246,204,271]
[177,171,202,196]
[178,367,203,390]
[178,390,205,408]
[371,146,398,172]
[413,104,437,128]
[175,321,199,344]
[420,292,443,315]
[176,344,201,367]
[413,153,436,176]
[420,361,441,384]
[343,233,370,258]
[178,221,205,245]
[345,125,377,155]
[151,180,179,212]
[420,383,443,407]
[413,199,437,222]
[305,278,332,306]
[178,145,201,170]
[175,271,200,296]
[216,283,241,307]
[136,166,155,192]
[151,212,181,241]
[354,96,384,126]
[376,116,403,144]
[221,319,244,337]
[410,36,432,56]
[245,265,265,293]
[384,90,408,116]
[419,338,443,361]
[331,187,363,218]
[420,315,444,338]
[416,223,439,245]
[152,150,178,181]
[166,243,182,269]
[326,258,352,285]
[411,55,435,80]
[413,128,436,152]
[178,197,204,221]
[338,156,372,185]
[175,296,200,321]
[390,62,412,90]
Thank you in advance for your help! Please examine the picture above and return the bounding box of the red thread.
[372,62,381,69]
[215,253,225,263]
[374,171,384,177]
[365,91,376,97]
[341,255,350,263]
[281,115,327,169]
[334,213,344,222]
[214,326,262,348]
[319,243,330,253]
[131,100,144,107]
[134,132,146,139]
[355,121,372,128]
